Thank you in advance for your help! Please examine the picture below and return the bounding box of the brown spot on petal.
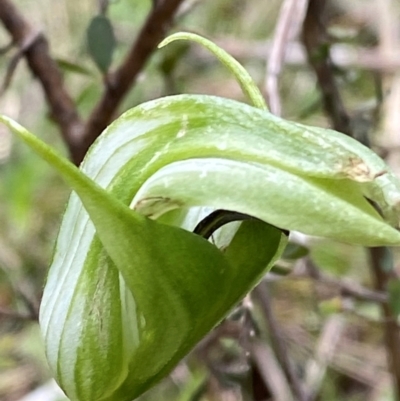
[339,157,374,182]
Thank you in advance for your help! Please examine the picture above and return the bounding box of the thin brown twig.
[0,0,84,163]
[253,283,308,401]
[0,31,41,96]
[250,339,295,401]
[370,247,400,400]
[270,262,392,314]
[304,315,345,401]
[303,261,388,305]
[265,0,308,115]
[302,0,352,137]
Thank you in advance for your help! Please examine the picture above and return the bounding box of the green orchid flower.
[1,32,400,401]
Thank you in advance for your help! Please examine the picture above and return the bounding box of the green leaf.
[87,15,116,73]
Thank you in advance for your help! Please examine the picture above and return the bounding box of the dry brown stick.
[0,0,84,163]
[304,315,345,401]
[302,261,388,305]
[302,1,400,399]
[79,0,186,163]
[302,0,352,137]
[265,0,308,115]
[254,283,308,401]
[0,31,41,96]
[268,260,388,304]
[370,247,400,400]
[269,267,388,304]
[315,274,388,305]
[250,339,295,401]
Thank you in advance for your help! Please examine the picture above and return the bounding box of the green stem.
[159,32,268,111]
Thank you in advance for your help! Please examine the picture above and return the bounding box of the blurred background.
[1,0,400,400]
